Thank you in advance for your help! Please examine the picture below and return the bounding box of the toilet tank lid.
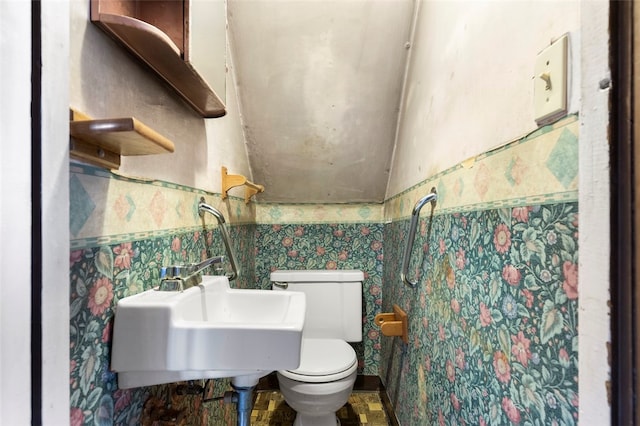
[270,269,364,282]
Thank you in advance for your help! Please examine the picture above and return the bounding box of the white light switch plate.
[534,35,568,125]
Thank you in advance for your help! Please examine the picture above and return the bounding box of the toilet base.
[292,413,340,426]
[277,368,356,426]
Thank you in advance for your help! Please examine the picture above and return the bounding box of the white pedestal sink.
[111,275,306,389]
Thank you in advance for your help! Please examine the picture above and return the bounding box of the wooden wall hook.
[374,304,409,344]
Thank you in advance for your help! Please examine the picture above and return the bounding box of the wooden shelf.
[221,166,265,204]
[91,0,226,118]
[70,109,175,169]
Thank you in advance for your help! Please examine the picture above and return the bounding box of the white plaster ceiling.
[228,0,415,203]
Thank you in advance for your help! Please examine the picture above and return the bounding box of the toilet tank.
[270,270,363,342]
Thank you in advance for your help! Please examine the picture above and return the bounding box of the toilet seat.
[279,338,357,383]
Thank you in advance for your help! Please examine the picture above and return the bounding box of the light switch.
[534,35,568,125]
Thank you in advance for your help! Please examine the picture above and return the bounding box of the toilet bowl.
[271,270,364,426]
[277,339,358,426]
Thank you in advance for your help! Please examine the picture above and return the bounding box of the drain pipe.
[224,385,255,426]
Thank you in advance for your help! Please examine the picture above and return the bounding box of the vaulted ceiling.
[228,0,415,203]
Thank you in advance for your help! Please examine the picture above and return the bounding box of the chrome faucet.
[198,198,239,281]
[158,255,226,291]
[156,198,239,292]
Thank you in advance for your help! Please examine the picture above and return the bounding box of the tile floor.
[250,391,392,426]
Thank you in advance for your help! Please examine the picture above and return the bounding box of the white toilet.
[270,269,363,426]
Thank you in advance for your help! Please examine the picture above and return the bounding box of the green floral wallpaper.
[381,203,579,425]
[68,116,579,425]
[69,225,255,425]
[254,223,384,375]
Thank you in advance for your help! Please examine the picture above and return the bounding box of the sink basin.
[111,275,306,389]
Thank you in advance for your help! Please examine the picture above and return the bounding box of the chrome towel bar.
[400,188,437,287]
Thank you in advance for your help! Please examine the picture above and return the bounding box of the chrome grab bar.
[400,188,437,287]
[198,198,239,281]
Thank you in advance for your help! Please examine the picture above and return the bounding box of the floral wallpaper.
[381,203,579,425]
[69,224,254,425]
[254,223,385,376]
[68,116,578,425]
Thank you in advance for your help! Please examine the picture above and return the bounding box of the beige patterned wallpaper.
[70,115,577,246]
[256,115,578,224]
[385,115,578,221]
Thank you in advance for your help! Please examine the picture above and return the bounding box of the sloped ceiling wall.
[228,0,415,203]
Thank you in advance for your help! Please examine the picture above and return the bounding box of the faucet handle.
[158,256,226,291]
[158,278,185,292]
[160,265,185,279]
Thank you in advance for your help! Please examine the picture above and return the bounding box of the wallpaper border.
[70,114,578,242]
[383,115,579,222]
